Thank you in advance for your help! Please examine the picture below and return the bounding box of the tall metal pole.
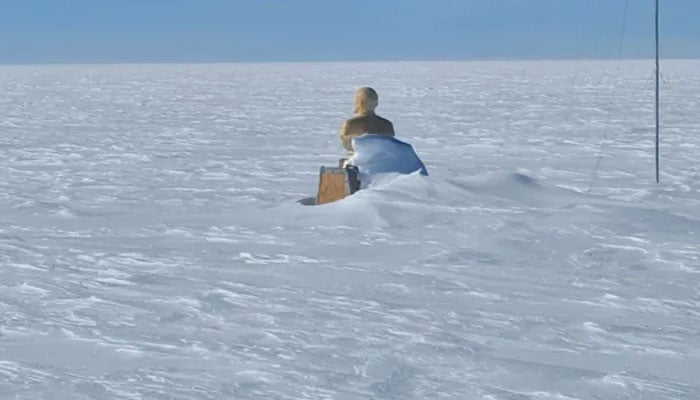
[655,0,660,183]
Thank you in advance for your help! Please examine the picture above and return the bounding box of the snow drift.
[349,134,428,183]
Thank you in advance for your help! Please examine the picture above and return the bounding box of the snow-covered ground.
[1,60,699,399]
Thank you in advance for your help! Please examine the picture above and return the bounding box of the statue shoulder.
[344,115,365,125]
[375,115,394,132]
[375,114,391,123]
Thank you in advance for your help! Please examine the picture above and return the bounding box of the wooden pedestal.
[316,166,360,205]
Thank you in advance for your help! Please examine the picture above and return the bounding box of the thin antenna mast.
[655,0,660,183]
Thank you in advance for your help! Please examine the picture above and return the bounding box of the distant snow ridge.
[349,134,429,179]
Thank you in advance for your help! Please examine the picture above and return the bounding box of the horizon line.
[2,55,699,67]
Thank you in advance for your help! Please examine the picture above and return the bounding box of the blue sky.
[0,0,698,63]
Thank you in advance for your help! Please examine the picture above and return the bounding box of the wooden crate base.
[316,166,360,205]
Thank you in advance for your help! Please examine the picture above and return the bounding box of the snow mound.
[348,134,428,180]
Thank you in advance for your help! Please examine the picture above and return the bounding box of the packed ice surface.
[1,60,699,399]
[348,134,429,182]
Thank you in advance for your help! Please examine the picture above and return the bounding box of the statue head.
[354,87,379,115]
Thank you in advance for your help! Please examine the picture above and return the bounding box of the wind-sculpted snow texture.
[1,61,699,399]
